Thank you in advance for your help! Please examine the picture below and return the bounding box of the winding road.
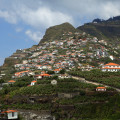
[72,76,120,92]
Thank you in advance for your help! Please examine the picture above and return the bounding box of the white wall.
[8,112,18,119]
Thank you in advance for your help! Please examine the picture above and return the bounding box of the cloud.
[16,28,23,32]
[15,6,73,29]
[0,1,74,29]
[101,2,120,19]
[0,0,120,40]
[42,0,120,24]
[25,30,42,42]
[0,0,120,28]
[0,1,74,42]
[0,10,17,24]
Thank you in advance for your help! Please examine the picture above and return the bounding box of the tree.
[60,69,65,74]
[47,70,55,74]
[0,79,4,85]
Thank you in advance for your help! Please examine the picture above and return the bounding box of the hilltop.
[39,22,78,44]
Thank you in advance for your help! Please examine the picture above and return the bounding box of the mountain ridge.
[77,15,120,45]
[92,16,120,23]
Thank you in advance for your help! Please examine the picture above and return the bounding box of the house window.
[12,112,14,117]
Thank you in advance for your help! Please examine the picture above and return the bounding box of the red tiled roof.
[96,87,106,89]
[56,63,61,64]
[102,67,120,69]
[1,110,18,113]
[15,70,29,75]
[31,81,37,83]
[54,69,60,71]
[8,80,16,83]
[104,63,120,66]
[40,74,51,76]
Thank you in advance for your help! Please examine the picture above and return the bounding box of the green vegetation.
[68,69,120,88]
[9,84,56,97]
[3,103,51,110]
[0,72,120,120]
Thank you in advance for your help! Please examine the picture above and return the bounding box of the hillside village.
[1,30,120,80]
[0,24,120,119]
[0,29,120,92]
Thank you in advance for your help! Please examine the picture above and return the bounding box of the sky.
[0,0,120,66]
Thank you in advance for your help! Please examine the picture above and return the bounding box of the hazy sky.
[0,0,120,65]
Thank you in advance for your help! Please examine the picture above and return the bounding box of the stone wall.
[19,110,55,120]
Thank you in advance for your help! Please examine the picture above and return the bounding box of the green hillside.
[39,22,78,44]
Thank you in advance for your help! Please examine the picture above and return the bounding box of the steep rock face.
[3,57,21,67]
[39,22,77,44]
[3,50,28,67]
[77,16,120,45]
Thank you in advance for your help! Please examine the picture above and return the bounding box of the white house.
[0,110,18,119]
[28,72,35,76]
[59,74,71,79]
[109,56,114,60]
[96,87,106,91]
[36,65,42,70]
[34,75,42,79]
[53,68,61,74]
[14,64,23,68]
[102,63,120,72]
[22,60,28,64]
[31,80,37,86]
